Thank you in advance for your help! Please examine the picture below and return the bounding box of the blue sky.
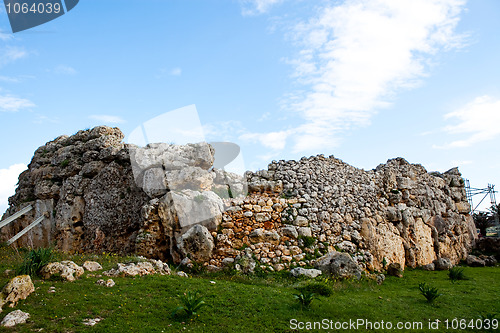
[1,0,499,214]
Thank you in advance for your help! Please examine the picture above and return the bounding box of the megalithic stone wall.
[1,127,476,272]
[239,155,477,270]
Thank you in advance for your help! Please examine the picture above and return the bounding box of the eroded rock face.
[1,127,475,272]
[1,127,149,254]
[0,276,35,312]
[1,126,244,262]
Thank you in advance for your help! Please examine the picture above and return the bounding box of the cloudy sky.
[1,0,499,214]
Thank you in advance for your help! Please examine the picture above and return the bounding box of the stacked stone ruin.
[1,126,476,273]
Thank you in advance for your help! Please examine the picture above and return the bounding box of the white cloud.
[89,114,126,124]
[170,67,182,76]
[0,94,35,112]
[240,0,284,15]
[240,130,292,150]
[33,114,60,124]
[203,120,246,142]
[434,95,500,149]
[257,112,271,122]
[0,46,27,66]
[273,0,466,153]
[0,164,27,215]
[54,65,77,75]
[155,67,182,78]
[451,160,473,166]
[0,76,20,83]
[0,30,13,41]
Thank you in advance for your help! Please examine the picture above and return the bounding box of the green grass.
[0,246,499,332]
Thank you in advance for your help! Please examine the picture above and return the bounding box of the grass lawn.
[0,246,498,332]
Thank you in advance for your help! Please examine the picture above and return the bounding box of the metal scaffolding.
[465,180,497,218]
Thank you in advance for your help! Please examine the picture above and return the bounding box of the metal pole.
[0,205,32,230]
[6,215,44,245]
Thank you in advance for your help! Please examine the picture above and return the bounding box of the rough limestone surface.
[1,126,243,262]
[386,262,404,278]
[82,261,102,272]
[290,267,322,278]
[1,127,476,273]
[177,224,214,262]
[1,310,30,327]
[103,262,156,277]
[102,259,170,277]
[466,255,485,267]
[244,156,476,270]
[433,257,453,270]
[0,275,35,312]
[314,252,362,280]
[40,261,84,282]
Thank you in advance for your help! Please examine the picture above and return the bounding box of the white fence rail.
[0,205,45,245]
[7,215,45,245]
[0,205,32,229]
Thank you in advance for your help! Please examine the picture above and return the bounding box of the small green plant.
[194,194,206,203]
[60,159,70,168]
[293,289,318,308]
[296,282,333,297]
[227,185,234,199]
[382,257,387,270]
[17,248,54,277]
[172,291,209,317]
[448,266,468,283]
[418,282,442,303]
[298,235,315,248]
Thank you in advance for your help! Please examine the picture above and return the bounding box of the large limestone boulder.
[0,275,35,312]
[103,262,156,277]
[433,257,452,270]
[103,258,170,277]
[360,219,405,271]
[1,310,30,327]
[314,252,362,280]
[129,142,214,173]
[177,224,214,262]
[168,190,224,230]
[82,261,102,272]
[290,267,322,278]
[40,261,84,282]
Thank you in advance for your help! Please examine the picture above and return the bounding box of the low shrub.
[17,248,53,277]
[296,282,333,297]
[418,282,442,303]
[172,291,209,317]
[293,289,318,308]
[448,266,468,283]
